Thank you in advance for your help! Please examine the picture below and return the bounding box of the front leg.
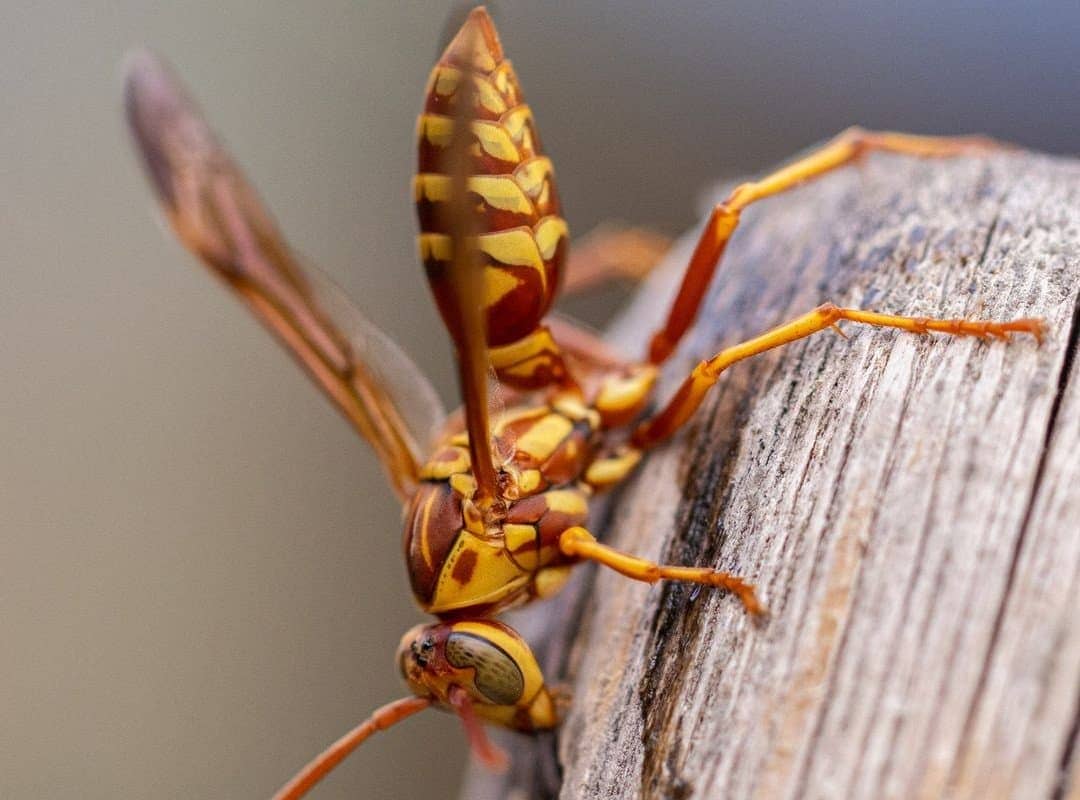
[558,526,764,616]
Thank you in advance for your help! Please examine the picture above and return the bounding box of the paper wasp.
[124,7,1045,798]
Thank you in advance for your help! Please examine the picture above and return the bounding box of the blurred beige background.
[1,2,1076,798]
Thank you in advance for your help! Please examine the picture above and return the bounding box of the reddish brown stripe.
[404,482,464,607]
[450,548,479,585]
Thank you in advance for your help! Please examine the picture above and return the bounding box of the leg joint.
[815,302,842,324]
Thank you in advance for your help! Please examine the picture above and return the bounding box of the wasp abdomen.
[416,11,570,387]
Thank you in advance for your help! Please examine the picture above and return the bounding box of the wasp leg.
[646,127,1006,365]
[634,302,1044,448]
[563,223,673,294]
[558,526,764,615]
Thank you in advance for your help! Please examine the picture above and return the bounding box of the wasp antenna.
[270,696,432,800]
[448,685,510,772]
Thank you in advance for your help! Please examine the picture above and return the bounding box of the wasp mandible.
[124,7,1045,798]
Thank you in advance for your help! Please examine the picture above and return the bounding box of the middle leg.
[633,303,1044,448]
[558,526,764,615]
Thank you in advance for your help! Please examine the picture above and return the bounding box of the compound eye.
[445,631,525,706]
[410,635,436,668]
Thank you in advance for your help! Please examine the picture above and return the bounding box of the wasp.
[124,7,1045,798]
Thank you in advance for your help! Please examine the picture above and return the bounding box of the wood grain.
[463,150,1080,800]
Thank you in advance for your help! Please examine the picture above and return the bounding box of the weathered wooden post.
[464,152,1080,800]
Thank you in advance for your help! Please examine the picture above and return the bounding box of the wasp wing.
[124,50,445,500]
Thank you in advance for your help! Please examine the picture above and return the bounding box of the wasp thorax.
[415,7,569,390]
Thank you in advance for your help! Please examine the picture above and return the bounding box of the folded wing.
[124,50,445,500]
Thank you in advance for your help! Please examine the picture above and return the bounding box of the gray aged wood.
[463,151,1080,800]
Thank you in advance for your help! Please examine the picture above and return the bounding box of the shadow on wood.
[463,151,1080,800]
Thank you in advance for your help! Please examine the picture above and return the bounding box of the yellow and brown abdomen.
[415,11,570,388]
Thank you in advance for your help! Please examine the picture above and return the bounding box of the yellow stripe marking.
[501,105,533,142]
[418,448,470,480]
[514,414,573,461]
[421,229,547,273]
[492,405,548,435]
[429,67,507,115]
[415,174,534,215]
[491,63,519,103]
[514,157,554,197]
[419,490,436,570]
[484,265,522,307]
[418,233,451,263]
[419,114,520,163]
[517,469,543,494]
[585,451,642,488]
[534,217,569,260]
[478,228,543,268]
[504,523,535,553]
[449,472,477,499]
[544,489,589,516]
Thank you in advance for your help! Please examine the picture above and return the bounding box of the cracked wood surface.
[462,151,1080,800]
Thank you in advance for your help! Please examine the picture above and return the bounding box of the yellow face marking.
[523,687,560,729]
[533,217,569,260]
[514,413,573,462]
